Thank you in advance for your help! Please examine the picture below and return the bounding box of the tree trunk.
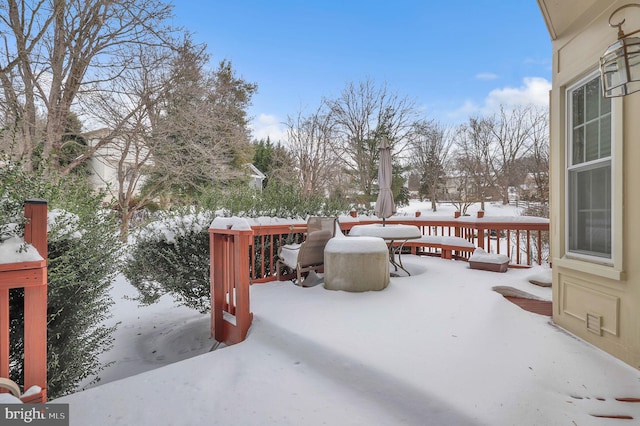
[430,186,438,212]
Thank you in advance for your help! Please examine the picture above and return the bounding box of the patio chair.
[0,377,46,403]
[276,217,338,286]
[0,378,21,399]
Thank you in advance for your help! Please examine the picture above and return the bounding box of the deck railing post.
[0,289,8,379]
[233,231,253,342]
[210,232,225,342]
[476,226,486,250]
[22,199,48,400]
[24,199,48,259]
[0,199,48,402]
[475,210,486,251]
[209,221,254,346]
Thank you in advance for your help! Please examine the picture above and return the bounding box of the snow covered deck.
[55,258,640,425]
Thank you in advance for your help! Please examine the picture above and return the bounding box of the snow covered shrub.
[2,160,122,398]
[124,209,216,313]
[43,206,121,397]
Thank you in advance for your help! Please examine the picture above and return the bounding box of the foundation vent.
[586,312,602,336]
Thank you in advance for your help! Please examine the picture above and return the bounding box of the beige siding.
[544,0,640,369]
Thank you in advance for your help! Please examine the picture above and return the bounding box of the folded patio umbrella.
[374,137,396,226]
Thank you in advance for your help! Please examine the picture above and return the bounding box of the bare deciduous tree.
[79,41,178,235]
[454,116,496,210]
[0,0,177,172]
[327,79,418,200]
[285,104,342,197]
[489,105,539,204]
[450,105,549,209]
[527,107,549,202]
[410,120,454,212]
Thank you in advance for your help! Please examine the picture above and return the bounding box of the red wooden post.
[210,233,227,341]
[22,199,48,401]
[476,226,485,251]
[210,225,254,346]
[24,199,48,259]
[0,199,48,402]
[474,211,486,250]
[537,230,543,265]
[232,231,253,342]
[0,288,8,379]
[23,284,46,395]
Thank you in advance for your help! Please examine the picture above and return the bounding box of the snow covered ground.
[52,202,640,425]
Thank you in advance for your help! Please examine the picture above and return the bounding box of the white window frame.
[565,71,617,267]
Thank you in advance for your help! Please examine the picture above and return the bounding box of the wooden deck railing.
[0,199,48,403]
[209,212,550,344]
[387,211,550,266]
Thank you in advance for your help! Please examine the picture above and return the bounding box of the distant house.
[245,163,266,191]
[408,170,538,203]
[83,129,148,201]
[538,0,640,369]
[517,172,546,200]
[84,130,268,198]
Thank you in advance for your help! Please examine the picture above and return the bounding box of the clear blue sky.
[171,1,552,141]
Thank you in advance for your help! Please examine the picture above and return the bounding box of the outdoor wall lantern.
[601,3,640,97]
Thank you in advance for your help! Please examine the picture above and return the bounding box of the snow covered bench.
[404,235,476,260]
[468,248,510,272]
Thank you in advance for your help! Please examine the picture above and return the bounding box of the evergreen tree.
[251,138,296,188]
[252,138,273,175]
[146,46,258,200]
[58,113,90,176]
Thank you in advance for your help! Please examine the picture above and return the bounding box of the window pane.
[572,127,584,165]
[569,164,612,258]
[577,169,591,209]
[600,89,611,114]
[590,211,611,254]
[567,74,613,260]
[591,166,610,209]
[600,115,611,158]
[585,78,600,121]
[572,88,584,125]
[585,121,599,162]
[576,211,589,249]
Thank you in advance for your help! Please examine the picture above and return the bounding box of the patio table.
[348,224,421,275]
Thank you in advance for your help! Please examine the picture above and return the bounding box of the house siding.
[543,0,640,369]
